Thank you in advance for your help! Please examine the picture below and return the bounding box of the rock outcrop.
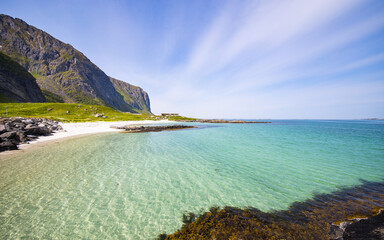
[0,14,151,113]
[0,117,63,151]
[110,124,196,133]
[330,210,384,240]
[109,77,151,114]
[0,52,45,102]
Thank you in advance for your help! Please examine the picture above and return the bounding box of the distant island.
[363,118,384,120]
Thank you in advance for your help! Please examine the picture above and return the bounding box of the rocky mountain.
[0,14,151,113]
[0,51,45,102]
[109,77,151,114]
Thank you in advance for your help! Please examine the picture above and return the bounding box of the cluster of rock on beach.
[0,117,63,152]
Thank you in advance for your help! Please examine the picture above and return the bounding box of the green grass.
[0,103,153,122]
[41,89,64,103]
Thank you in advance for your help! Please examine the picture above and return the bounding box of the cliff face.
[0,14,151,113]
[0,51,45,102]
[109,77,151,114]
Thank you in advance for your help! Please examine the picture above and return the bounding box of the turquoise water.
[0,120,383,239]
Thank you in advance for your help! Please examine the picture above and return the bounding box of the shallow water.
[0,120,383,239]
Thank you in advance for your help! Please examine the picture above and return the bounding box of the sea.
[0,120,383,239]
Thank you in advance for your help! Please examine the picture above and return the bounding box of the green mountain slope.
[109,77,151,114]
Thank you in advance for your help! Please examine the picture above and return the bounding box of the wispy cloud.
[141,0,384,118]
[10,0,381,118]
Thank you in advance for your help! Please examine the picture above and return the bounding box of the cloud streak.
[4,0,382,118]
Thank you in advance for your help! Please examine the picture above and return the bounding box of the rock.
[0,117,64,152]
[343,210,384,240]
[25,124,35,129]
[66,111,69,114]
[94,113,103,117]
[111,124,196,133]
[330,222,351,240]
[15,131,27,143]
[22,119,34,124]
[330,210,384,240]
[26,135,38,140]
[0,124,6,134]
[0,131,16,139]
[0,141,18,151]
[24,126,41,135]
[14,123,25,129]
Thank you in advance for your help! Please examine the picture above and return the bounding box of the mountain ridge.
[0,14,151,113]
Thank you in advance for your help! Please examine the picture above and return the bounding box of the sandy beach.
[0,120,174,156]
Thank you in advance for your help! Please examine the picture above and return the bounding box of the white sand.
[0,120,174,156]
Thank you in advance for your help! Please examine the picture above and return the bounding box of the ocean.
[0,120,383,239]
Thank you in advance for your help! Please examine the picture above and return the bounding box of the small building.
[161,113,179,117]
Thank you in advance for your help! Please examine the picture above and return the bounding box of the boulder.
[0,131,16,139]
[0,124,6,134]
[0,141,18,151]
[16,131,28,143]
[22,119,34,124]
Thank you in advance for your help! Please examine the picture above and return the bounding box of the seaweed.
[164,180,384,240]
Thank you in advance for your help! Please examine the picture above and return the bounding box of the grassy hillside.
[0,103,151,122]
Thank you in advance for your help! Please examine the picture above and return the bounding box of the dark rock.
[22,119,34,124]
[15,131,27,143]
[0,117,64,151]
[330,222,351,240]
[343,210,384,240]
[111,124,196,133]
[0,131,16,139]
[0,124,6,134]
[329,210,384,240]
[0,141,18,151]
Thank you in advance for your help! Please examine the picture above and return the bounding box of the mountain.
[0,14,151,113]
[109,77,151,114]
[0,51,45,102]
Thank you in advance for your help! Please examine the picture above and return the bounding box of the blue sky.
[1,0,384,119]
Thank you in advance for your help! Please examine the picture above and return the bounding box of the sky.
[1,0,384,119]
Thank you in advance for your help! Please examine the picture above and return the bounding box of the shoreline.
[0,119,174,157]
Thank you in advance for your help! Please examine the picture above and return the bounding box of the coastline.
[0,119,174,157]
